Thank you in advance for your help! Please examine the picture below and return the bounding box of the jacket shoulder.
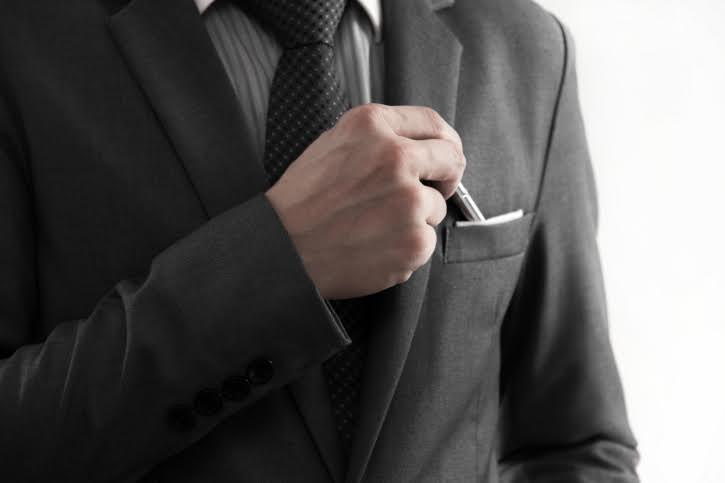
[451,0,568,82]
[454,0,565,44]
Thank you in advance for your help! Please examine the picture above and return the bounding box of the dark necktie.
[237,0,370,457]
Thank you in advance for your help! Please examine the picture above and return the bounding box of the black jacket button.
[193,388,224,416]
[221,375,251,402]
[247,358,274,385]
[167,404,196,432]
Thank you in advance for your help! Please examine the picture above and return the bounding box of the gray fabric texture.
[0,0,639,481]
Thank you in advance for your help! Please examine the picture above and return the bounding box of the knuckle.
[424,107,446,137]
[443,138,465,178]
[346,104,383,130]
[383,141,411,177]
[442,137,457,155]
[449,125,463,146]
[453,142,466,173]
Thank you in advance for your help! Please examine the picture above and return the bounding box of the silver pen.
[451,183,486,222]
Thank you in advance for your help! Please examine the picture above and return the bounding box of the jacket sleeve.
[0,90,350,481]
[496,16,640,482]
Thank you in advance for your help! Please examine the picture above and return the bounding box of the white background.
[533,1,725,482]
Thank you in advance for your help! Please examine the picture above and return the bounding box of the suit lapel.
[107,0,268,219]
[345,1,462,482]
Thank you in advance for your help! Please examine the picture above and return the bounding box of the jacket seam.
[531,13,570,224]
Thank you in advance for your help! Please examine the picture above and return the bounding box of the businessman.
[0,0,640,481]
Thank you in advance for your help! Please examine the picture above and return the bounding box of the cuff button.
[221,375,252,402]
[247,358,274,385]
[193,388,224,416]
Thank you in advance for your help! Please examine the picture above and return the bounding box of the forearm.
[0,189,349,481]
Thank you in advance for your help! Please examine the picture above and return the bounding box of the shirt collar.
[195,0,382,42]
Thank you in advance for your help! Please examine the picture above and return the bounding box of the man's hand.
[265,104,466,299]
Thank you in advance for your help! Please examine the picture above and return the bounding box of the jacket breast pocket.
[417,210,536,404]
[442,212,535,264]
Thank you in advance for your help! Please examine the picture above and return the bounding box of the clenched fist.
[265,104,466,299]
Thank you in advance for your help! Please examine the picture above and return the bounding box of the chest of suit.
[3,0,561,480]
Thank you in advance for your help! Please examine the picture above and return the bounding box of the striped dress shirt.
[199,0,385,166]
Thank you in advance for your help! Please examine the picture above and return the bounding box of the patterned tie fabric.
[236,0,369,457]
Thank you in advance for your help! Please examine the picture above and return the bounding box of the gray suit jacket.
[0,0,639,481]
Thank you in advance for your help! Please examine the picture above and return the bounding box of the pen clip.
[452,183,486,222]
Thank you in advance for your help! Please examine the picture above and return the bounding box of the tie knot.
[238,0,348,48]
